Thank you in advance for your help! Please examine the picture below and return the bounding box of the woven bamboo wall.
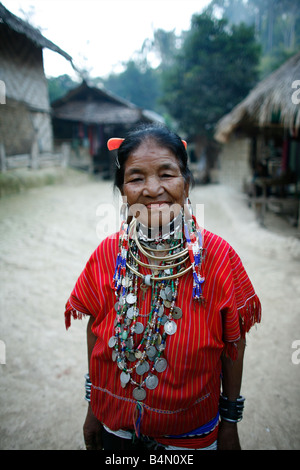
[0,24,53,155]
[0,24,49,110]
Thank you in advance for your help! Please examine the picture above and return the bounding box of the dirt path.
[0,174,299,450]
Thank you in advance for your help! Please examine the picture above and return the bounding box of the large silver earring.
[120,202,129,223]
[184,197,193,220]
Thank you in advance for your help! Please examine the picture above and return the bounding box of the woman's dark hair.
[113,123,194,191]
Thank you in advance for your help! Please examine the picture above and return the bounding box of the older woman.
[65,124,261,451]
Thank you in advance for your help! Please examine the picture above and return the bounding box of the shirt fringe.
[223,293,261,361]
[64,299,87,330]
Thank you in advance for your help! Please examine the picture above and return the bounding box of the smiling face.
[121,139,189,228]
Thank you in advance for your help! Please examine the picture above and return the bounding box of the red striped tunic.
[65,229,261,439]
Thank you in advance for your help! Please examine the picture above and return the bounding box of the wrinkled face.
[122,139,189,228]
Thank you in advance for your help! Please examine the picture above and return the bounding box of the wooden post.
[61,142,70,167]
[30,135,39,169]
[0,143,6,172]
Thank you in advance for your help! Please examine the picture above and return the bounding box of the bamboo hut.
[51,80,164,176]
[0,3,73,165]
[214,52,300,226]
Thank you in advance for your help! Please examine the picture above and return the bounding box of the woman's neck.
[136,211,184,242]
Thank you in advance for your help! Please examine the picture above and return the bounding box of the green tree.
[161,13,261,138]
[102,59,161,111]
[47,74,79,103]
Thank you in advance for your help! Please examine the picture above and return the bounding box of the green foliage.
[101,60,162,111]
[161,13,261,138]
[47,74,79,103]
[46,0,300,140]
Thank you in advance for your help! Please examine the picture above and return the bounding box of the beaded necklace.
[110,215,204,401]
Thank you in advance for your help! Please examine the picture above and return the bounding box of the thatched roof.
[0,2,73,63]
[215,52,300,143]
[52,81,164,125]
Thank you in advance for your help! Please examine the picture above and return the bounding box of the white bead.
[144,274,152,286]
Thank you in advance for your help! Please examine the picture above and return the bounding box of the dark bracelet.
[219,394,245,423]
[85,373,91,402]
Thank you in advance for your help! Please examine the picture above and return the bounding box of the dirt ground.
[0,170,299,450]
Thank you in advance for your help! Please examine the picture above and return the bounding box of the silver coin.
[155,358,168,373]
[114,302,120,312]
[136,361,149,375]
[172,307,183,320]
[134,322,144,334]
[146,345,157,359]
[133,387,146,401]
[126,306,135,319]
[108,336,117,348]
[163,300,172,308]
[120,371,131,384]
[126,293,137,304]
[145,374,159,390]
[160,314,168,325]
[164,320,177,335]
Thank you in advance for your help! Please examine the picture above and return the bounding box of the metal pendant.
[134,350,143,359]
[163,300,172,308]
[126,306,136,319]
[133,387,146,401]
[145,374,159,390]
[172,306,183,319]
[154,358,168,372]
[108,336,117,348]
[155,333,162,346]
[127,352,136,362]
[160,289,167,300]
[158,305,164,317]
[117,359,126,370]
[164,320,177,335]
[126,293,137,304]
[134,322,144,334]
[165,286,173,301]
[136,361,149,375]
[146,345,157,359]
[112,350,118,362]
[120,371,130,384]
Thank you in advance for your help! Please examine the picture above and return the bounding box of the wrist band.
[85,373,91,402]
[219,394,245,423]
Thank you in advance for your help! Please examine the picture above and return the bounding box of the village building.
[0,3,73,169]
[214,52,300,227]
[51,80,164,176]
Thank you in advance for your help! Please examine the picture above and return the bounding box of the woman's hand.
[83,403,103,450]
[217,420,241,450]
